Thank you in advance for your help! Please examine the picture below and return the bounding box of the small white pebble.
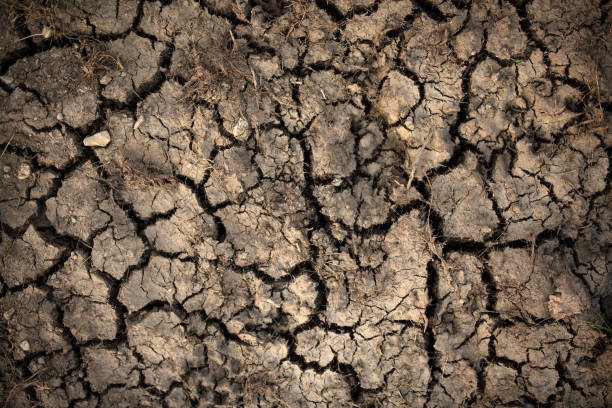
[19,340,30,352]
[99,74,112,85]
[17,163,31,180]
[83,130,111,147]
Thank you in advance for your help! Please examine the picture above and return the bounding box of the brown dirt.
[0,0,611,407]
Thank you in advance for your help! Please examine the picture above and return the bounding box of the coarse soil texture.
[0,0,611,407]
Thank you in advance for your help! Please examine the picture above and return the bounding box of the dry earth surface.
[0,0,611,407]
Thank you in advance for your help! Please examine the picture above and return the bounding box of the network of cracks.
[0,0,611,407]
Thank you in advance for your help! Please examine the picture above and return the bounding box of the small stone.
[3,165,10,173]
[83,131,111,147]
[20,340,30,352]
[17,163,31,180]
[232,117,250,141]
[57,112,64,121]
[99,74,113,85]
[3,309,14,320]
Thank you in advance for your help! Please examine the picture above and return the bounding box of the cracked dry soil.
[0,0,611,407]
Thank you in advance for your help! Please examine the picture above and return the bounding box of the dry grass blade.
[74,39,123,80]
[1,0,61,40]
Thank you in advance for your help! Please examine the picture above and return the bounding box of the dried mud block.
[315,179,389,229]
[0,226,65,288]
[548,272,591,320]
[281,274,319,329]
[119,182,176,219]
[102,33,164,104]
[83,345,140,393]
[275,361,352,407]
[164,387,190,408]
[490,147,561,242]
[27,350,80,407]
[127,310,206,391]
[483,364,521,404]
[184,267,284,338]
[48,250,110,301]
[488,240,590,321]
[297,323,429,396]
[376,70,420,124]
[357,325,429,401]
[428,360,478,407]
[204,146,260,206]
[343,0,412,44]
[6,48,99,129]
[0,88,82,169]
[254,128,305,182]
[538,133,609,201]
[91,201,146,280]
[296,327,354,367]
[30,170,60,200]
[97,88,225,186]
[459,58,517,159]
[493,322,573,403]
[87,0,139,35]
[495,322,571,365]
[328,0,376,16]
[314,185,359,226]
[574,191,612,304]
[0,153,38,229]
[399,13,464,84]
[144,183,216,255]
[1,287,70,359]
[306,104,357,181]
[216,202,309,279]
[374,210,430,324]
[484,4,527,59]
[433,253,491,380]
[430,152,498,241]
[490,135,608,242]
[46,162,111,242]
[393,112,457,178]
[20,0,138,39]
[99,387,159,408]
[317,210,430,328]
[119,255,200,312]
[141,0,219,42]
[561,339,612,407]
[527,0,601,79]
[316,245,363,327]
[63,296,117,342]
[247,180,311,222]
[452,22,484,60]
[283,71,348,133]
[462,55,589,158]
